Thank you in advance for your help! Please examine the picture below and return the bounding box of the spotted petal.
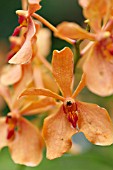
[77,101,113,145]
[8,117,43,166]
[52,47,73,97]
[43,105,76,159]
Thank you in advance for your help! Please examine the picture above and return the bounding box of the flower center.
[63,98,78,128]
[5,114,18,140]
[99,35,113,62]
[66,100,73,106]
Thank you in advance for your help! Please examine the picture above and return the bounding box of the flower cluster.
[0,0,113,167]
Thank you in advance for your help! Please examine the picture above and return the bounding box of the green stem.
[74,21,90,70]
[74,40,82,70]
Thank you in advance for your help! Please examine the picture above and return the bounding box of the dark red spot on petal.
[18,15,26,24]
[67,112,78,128]
[7,129,15,140]
[109,49,113,55]
[5,116,18,140]
[12,26,22,36]
[6,115,12,124]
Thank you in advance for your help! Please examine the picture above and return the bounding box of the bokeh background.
[0,0,113,170]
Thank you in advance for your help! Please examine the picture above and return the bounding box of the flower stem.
[32,13,75,45]
[74,40,82,68]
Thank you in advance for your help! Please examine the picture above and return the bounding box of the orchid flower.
[0,71,56,166]
[8,0,41,64]
[1,26,58,95]
[55,0,113,96]
[20,47,113,159]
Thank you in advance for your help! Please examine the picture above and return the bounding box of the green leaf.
[0,146,113,170]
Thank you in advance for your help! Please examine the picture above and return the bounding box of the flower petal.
[52,47,73,97]
[1,65,22,85]
[72,73,86,98]
[8,117,43,166]
[28,0,41,15]
[12,64,33,108]
[37,28,51,57]
[76,101,113,145]
[20,97,56,115]
[83,44,113,96]
[33,64,44,88]
[56,22,95,40]
[79,0,89,7]
[20,88,65,101]
[9,17,36,64]
[0,117,8,149]
[79,0,111,32]
[43,105,76,159]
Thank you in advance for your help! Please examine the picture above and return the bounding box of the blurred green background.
[0,0,113,170]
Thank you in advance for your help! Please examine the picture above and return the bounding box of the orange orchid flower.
[55,0,113,96]
[5,2,57,94]
[8,12,37,64]
[8,0,41,64]
[20,47,113,159]
[1,28,58,95]
[0,75,56,166]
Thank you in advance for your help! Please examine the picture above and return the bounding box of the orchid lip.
[63,98,78,128]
